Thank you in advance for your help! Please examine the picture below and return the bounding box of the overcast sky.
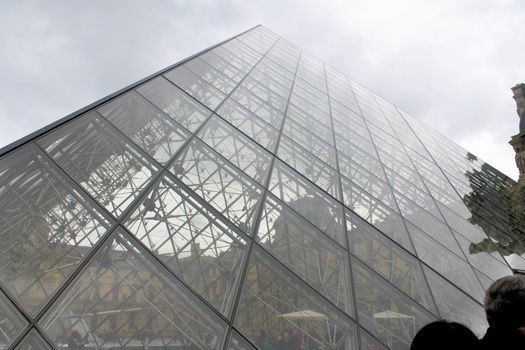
[1,0,523,179]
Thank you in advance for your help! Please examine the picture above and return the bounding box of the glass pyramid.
[0,25,523,350]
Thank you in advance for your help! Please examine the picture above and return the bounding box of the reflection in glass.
[269,160,345,245]
[423,266,488,337]
[235,247,358,350]
[408,223,485,302]
[0,145,112,315]
[346,210,436,314]
[341,176,413,253]
[257,195,353,313]
[37,112,158,218]
[124,175,248,317]
[40,229,227,349]
[352,259,435,349]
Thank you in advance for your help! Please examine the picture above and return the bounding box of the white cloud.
[0,0,523,180]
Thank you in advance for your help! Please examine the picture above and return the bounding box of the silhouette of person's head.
[484,274,525,329]
[410,320,478,350]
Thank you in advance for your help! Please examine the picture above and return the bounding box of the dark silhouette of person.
[479,274,525,349]
[410,320,478,350]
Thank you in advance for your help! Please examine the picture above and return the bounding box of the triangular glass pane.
[171,138,263,234]
[248,70,290,103]
[198,115,273,185]
[423,266,488,338]
[454,234,512,281]
[200,51,246,83]
[360,328,389,350]
[341,176,413,253]
[230,87,284,128]
[286,103,333,145]
[281,118,337,168]
[217,98,279,152]
[164,66,227,110]
[37,112,158,218]
[407,222,485,302]
[97,91,191,165]
[40,228,228,349]
[269,159,345,245]
[184,58,237,95]
[351,258,436,349]
[345,210,436,314]
[0,145,112,315]
[240,76,288,112]
[256,194,353,314]
[124,174,249,317]
[137,76,211,133]
[277,135,340,199]
[0,289,28,349]
[234,247,359,350]
[14,329,52,350]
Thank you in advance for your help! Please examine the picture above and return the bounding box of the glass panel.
[281,119,337,169]
[216,98,279,152]
[455,234,512,282]
[124,174,249,317]
[137,76,211,132]
[37,112,158,218]
[164,66,228,110]
[352,259,436,350]
[423,266,488,338]
[340,168,397,211]
[360,329,389,350]
[40,229,228,350]
[341,176,414,253]
[396,196,463,257]
[286,103,334,145]
[277,136,340,199]
[0,289,28,349]
[198,115,273,185]
[98,91,191,165]
[337,147,386,184]
[249,68,291,98]
[230,87,284,129]
[14,329,53,350]
[234,247,359,350]
[222,38,263,66]
[227,331,256,350]
[210,45,253,73]
[345,210,436,314]
[257,194,353,313]
[184,58,237,94]
[171,138,263,234]
[0,145,112,315]
[269,160,345,246]
[407,223,485,302]
[200,51,246,82]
